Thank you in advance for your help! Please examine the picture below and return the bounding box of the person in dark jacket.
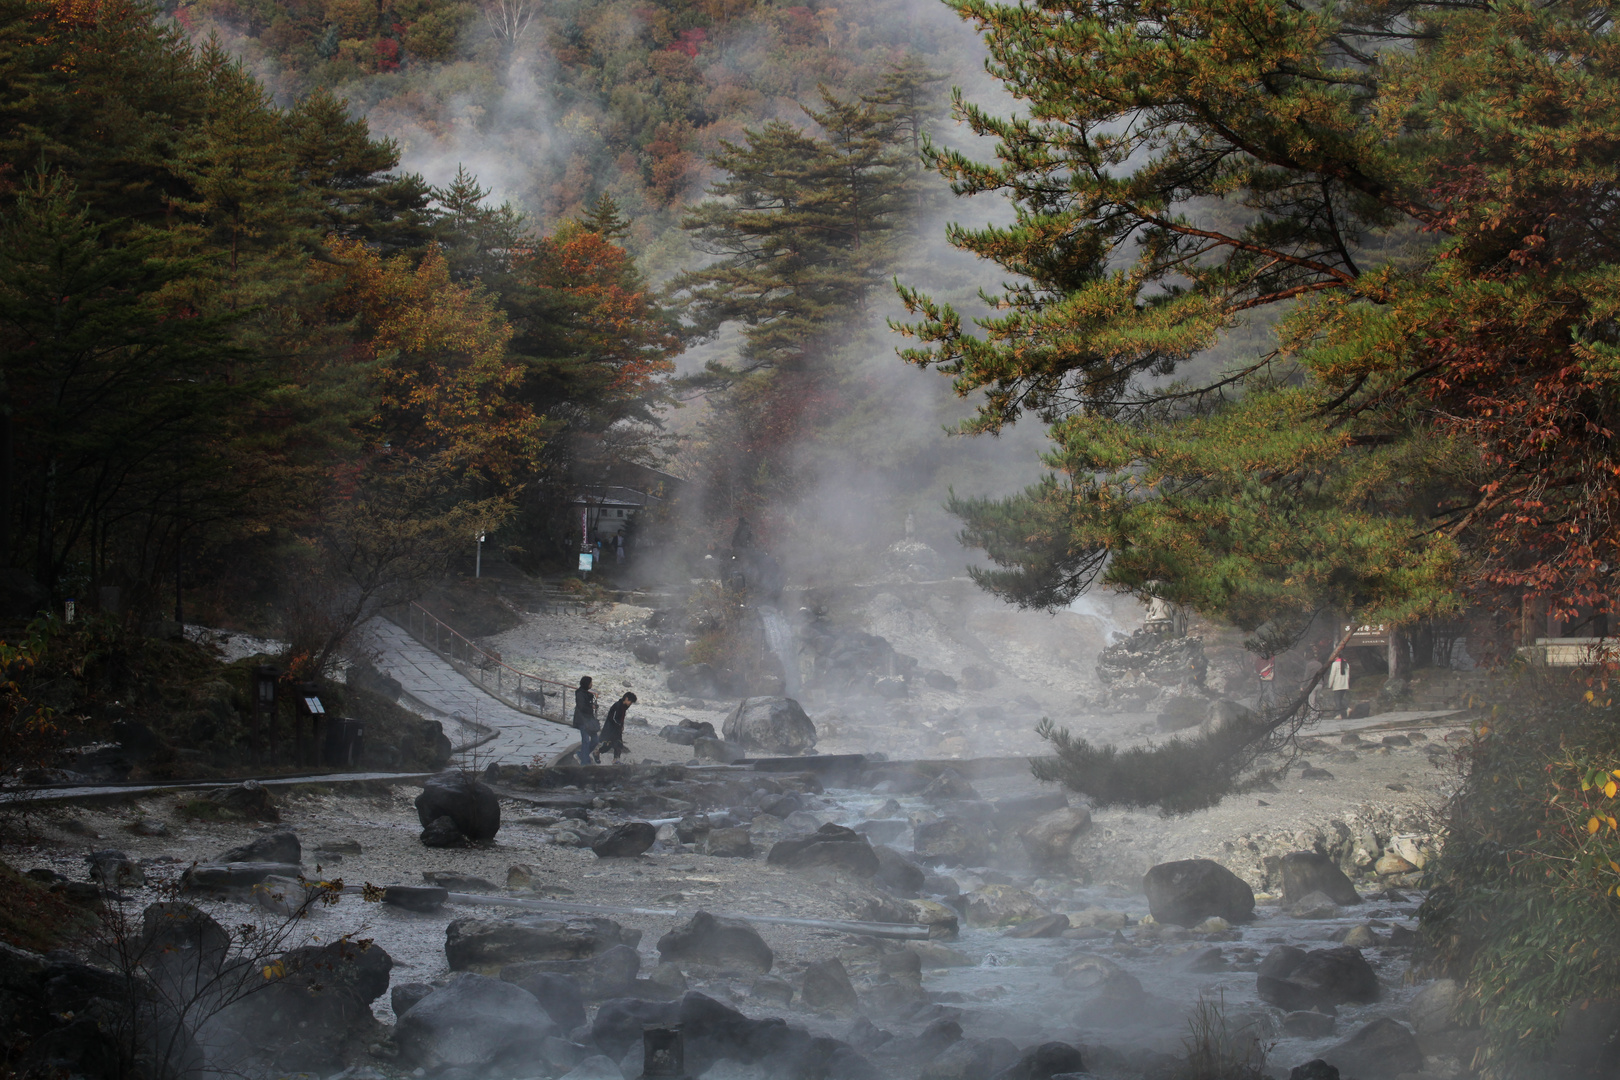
[571,676,599,765]
[595,692,636,764]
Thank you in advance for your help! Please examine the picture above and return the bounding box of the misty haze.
[1,2,1616,1080]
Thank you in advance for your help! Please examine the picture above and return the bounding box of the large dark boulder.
[415,771,501,841]
[589,997,681,1060]
[420,816,465,848]
[1142,859,1255,926]
[922,769,980,801]
[1321,1018,1423,1079]
[203,780,280,822]
[1257,945,1380,1011]
[724,697,817,754]
[204,939,392,1073]
[499,944,640,1000]
[914,817,991,867]
[800,958,858,1014]
[1280,851,1361,907]
[874,845,926,897]
[591,821,656,858]
[767,824,880,878]
[504,970,586,1029]
[658,911,774,974]
[394,973,554,1072]
[991,1042,1086,1080]
[445,917,629,974]
[137,902,230,997]
[214,830,301,866]
[919,1037,1021,1080]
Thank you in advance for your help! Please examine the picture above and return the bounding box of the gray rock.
[1017,807,1092,870]
[1289,1063,1339,1080]
[695,736,748,764]
[420,816,465,848]
[873,844,926,896]
[592,822,656,858]
[138,902,230,997]
[914,816,990,867]
[1286,891,1343,919]
[557,1054,623,1080]
[415,770,500,841]
[445,917,630,974]
[181,862,301,891]
[1322,1018,1422,1079]
[751,976,795,1006]
[1257,945,1379,1011]
[215,830,300,866]
[588,997,681,1061]
[87,850,144,888]
[767,824,879,878]
[1142,859,1254,926]
[422,872,499,892]
[1280,851,1360,906]
[384,885,448,912]
[1200,698,1258,738]
[921,769,980,801]
[657,911,774,974]
[504,970,587,1027]
[705,827,755,858]
[723,697,817,754]
[1409,978,1462,1035]
[205,938,391,1072]
[203,780,280,822]
[500,944,640,1001]
[394,973,554,1071]
[391,982,435,1016]
[919,1037,1021,1080]
[990,1042,1086,1080]
[128,818,170,837]
[800,958,858,1014]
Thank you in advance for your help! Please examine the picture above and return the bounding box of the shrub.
[1419,671,1620,1077]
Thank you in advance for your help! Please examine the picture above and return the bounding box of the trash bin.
[323,718,365,768]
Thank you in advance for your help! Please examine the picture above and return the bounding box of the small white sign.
[579,553,594,571]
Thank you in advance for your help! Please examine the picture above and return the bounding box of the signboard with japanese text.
[1342,622,1389,646]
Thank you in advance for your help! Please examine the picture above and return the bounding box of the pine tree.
[0,171,250,597]
[430,165,526,285]
[284,87,435,256]
[861,56,946,176]
[895,0,1620,806]
[673,90,909,372]
[579,193,631,242]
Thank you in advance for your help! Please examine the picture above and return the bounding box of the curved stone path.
[366,617,579,766]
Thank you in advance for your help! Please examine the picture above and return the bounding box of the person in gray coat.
[571,676,599,764]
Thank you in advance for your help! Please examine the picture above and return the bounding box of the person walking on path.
[596,691,636,764]
[1255,654,1276,710]
[1328,654,1352,718]
[571,676,599,765]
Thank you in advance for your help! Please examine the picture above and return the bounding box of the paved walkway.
[367,617,579,766]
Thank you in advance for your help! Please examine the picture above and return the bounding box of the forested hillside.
[177,0,992,269]
[0,0,688,651]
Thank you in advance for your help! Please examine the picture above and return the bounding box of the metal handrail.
[402,600,575,724]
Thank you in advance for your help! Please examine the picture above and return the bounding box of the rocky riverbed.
[5,708,1470,1080]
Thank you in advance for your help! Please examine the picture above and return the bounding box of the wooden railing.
[400,601,575,724]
